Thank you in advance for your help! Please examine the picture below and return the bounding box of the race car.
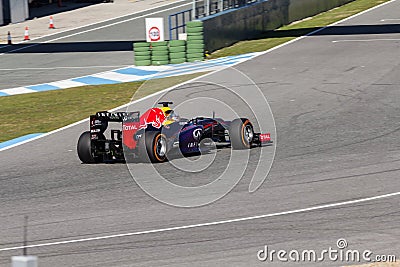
[77,102,272,163]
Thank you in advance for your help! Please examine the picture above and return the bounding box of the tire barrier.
[186,21,205,62]
[133,28,206,66]
[133,42,151,66]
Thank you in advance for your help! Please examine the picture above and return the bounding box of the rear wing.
[89,111,140,140]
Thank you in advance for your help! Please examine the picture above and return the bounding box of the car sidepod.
[179,125,203,154]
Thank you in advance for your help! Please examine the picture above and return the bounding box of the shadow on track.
[0,40,142,54]
[254,24,400,39]
[2,24,399,55]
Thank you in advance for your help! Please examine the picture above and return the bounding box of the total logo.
[123,124,138,131]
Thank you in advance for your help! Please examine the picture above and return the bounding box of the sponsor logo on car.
[192,128,202,140]
[138,108,166,130]
[123,124,138,131]
[187,142,199,148]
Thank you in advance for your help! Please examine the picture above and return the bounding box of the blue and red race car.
[77,102,272,163]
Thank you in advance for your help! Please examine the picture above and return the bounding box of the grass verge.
[0,73,204,142]
[0,0,390,143]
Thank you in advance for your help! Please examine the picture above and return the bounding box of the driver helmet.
[161,108,180,125]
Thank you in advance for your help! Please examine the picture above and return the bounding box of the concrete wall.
[202,0,354,52]
[9,0,29,23]
[0,0,3,25]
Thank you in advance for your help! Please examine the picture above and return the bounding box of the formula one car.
[77,102,272,163]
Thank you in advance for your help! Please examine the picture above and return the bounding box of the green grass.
[0,0,389,143]
[209,0,389,58]
[0,73,204,142]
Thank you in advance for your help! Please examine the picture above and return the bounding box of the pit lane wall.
[202,0,355,52]
[1,0,29,25]
[0,1,3,25]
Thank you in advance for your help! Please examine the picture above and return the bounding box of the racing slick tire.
[134,55,151,61]
[186,35,204,41]
[151,55,169,61]
[186,48,204,54]
[169,52,186,59]
[186,43,204,50]
[169,40,186,47]
[186,26,203,34]
[77,131,102,163]
[152,50,168,56]
[152,60,169,65]
[134,50,151,56]
[170,58,186,64]
[187,57,203,62]
[134,59,152,66]
[133,46,151,52]
[151,46,168,52]
[186,21,203,28]
[134,42,150,48]
[230,118,254,150]
[151,41,168,47]
[139,131,168,163]
[169,46,186,53]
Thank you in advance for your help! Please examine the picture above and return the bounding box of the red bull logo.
[122,108,166,150]
[138,108,166,129]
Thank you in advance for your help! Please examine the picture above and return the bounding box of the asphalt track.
[1,0,400,266]
[0,0,192,90]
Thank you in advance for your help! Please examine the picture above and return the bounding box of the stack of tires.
[168,40,186,64]
[151,41,169,65]
[186,21,205,62]
[133,42,151,66]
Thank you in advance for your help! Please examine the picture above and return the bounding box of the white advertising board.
[145,18,164,42]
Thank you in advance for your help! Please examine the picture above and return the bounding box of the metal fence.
[168,0,260,40]
[169,9,192,40]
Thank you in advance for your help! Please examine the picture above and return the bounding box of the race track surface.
[0,1,399,266]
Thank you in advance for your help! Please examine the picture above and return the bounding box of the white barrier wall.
[0,1,3,25]
[9,0,29,23]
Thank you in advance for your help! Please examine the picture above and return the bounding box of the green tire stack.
[168,40,186,64]
[133,42,151,66]
[186,21,204,62]
[151,41,169,65]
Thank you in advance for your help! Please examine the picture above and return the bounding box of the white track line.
[0,0,396,152]
[0,1,191,56]
[333,39,400,42]
[380,18,400,21]
[0,191,399,252]
[0,65,132,71]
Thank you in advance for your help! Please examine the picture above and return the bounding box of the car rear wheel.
[139,131,168,163]
[77,131,97,163]
[230,118,254,150]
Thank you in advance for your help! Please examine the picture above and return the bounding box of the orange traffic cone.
[7,31,12,45]
[23,26,30,41]
[49,16,55,29]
